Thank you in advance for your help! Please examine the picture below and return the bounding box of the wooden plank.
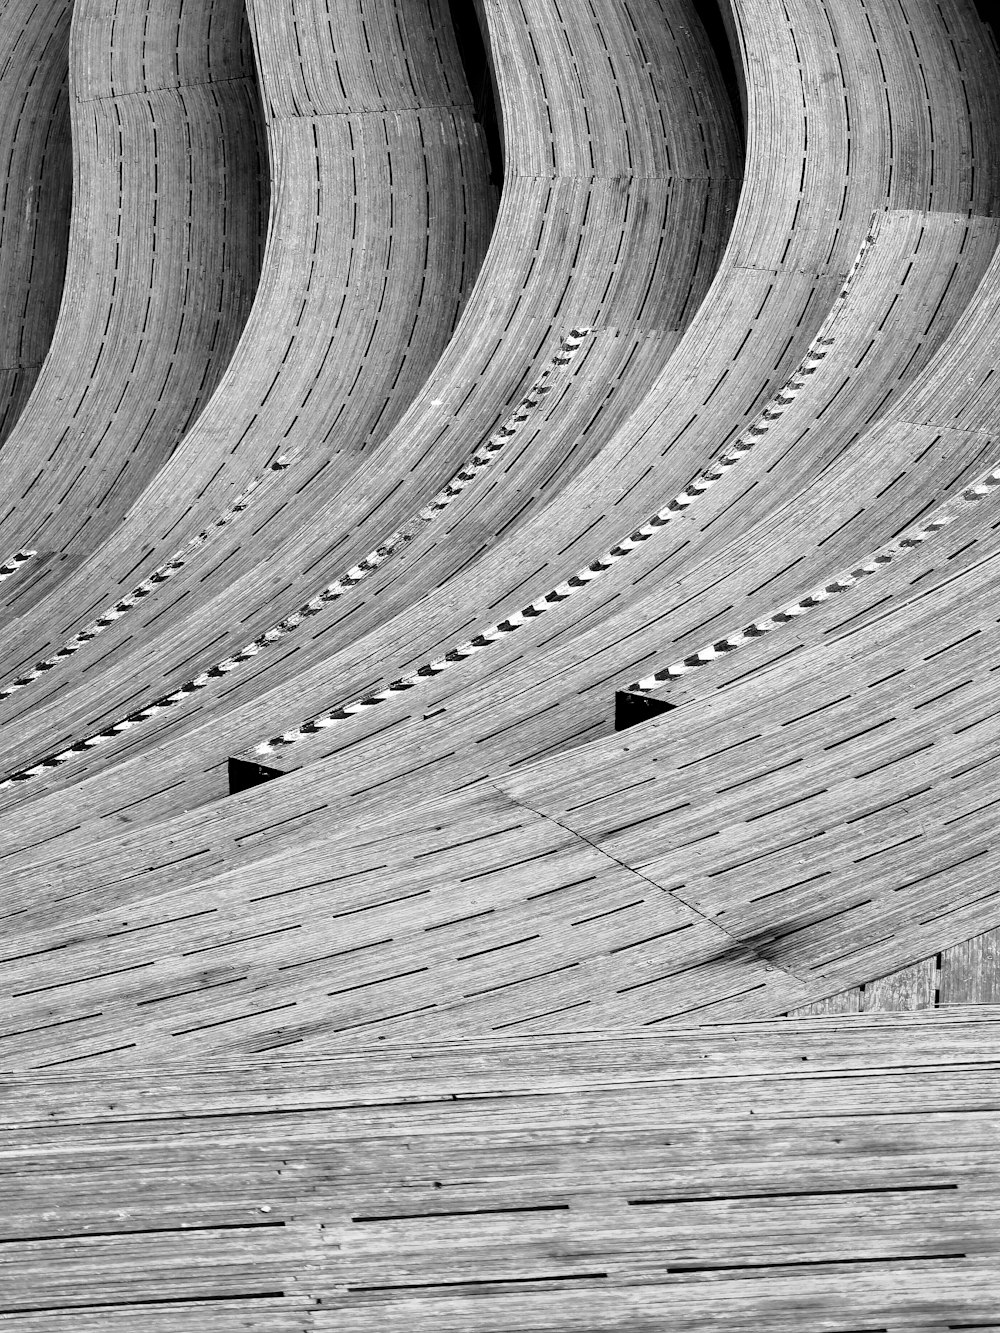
[1,1020,1000,1326]
[941,927,1000,1004]
[860,958,938,1013]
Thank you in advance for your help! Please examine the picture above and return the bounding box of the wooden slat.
[1,1017,1000,1326]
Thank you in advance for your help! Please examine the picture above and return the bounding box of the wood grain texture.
[1,1015,1000,1326]
[0,0,739,794]
[0,0,993,845]
[0,0,72,452]
[0,0,268,573]
[791,925,1000,1014]
[0,0,494,623]
[0,22,998,1333]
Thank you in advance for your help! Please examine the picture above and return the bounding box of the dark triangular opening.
[228,757,282,795]
[614,689,677,732]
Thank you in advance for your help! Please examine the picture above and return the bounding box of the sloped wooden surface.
[0,0,268,568]
[0,0,72,453]
[0,0,738,787]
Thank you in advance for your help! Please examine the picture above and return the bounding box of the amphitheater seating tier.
[0,0,268,570]
[2,0,1000,1311]
[0,0,739,787]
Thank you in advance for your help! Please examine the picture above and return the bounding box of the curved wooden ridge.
[0,0,268,572]
[2,0,1000,1319]
[0,0,495,622]
[0,0,738,751]
[0,0,72,456]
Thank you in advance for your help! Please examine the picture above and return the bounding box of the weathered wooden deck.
[1,0,999,1320]
[3,1014,1000,1326]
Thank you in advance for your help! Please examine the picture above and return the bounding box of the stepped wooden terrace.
[1,0,1000,1323]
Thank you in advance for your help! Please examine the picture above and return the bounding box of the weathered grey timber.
[0,0,994,1056]
[0,2,999,1324]
[2,1015,1000,1327]
[0,0,740,784]
[0,0,268,577]
[0,0,72,456]
[0,0,494,621]
[790,925,1000,1013]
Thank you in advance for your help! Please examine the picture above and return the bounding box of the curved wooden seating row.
[0,0,494,628]
[1,1015,999,1326]
[0,0,739,765]
[493,600,1000,1001]
[0,0,72,456]
[201,0,1000,784]
[0,0,970,821]
[1,0,999,1057]
[4,494,1000,1046]
[592,230,1000,709]
[619,439,1000,705]
[2,515,1000,1056]
[214,205,1000,772]
[0,0,267,576]
[151,0,998,814]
